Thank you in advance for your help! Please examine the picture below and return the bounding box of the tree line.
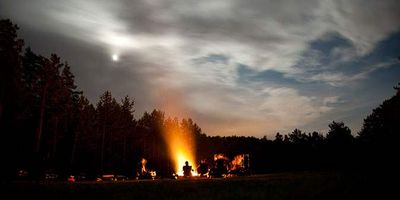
[1,19,398,179]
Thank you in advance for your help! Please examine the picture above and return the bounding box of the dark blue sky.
[1,0,399,137]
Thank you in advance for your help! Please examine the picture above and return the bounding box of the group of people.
[183,160,210,177]
[136,156,248,179]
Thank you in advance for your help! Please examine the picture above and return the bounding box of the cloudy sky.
[2,0,399,137]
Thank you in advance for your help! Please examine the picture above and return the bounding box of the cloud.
[330,46,358,63]
[320,0,400,54]
[1,0,399,136]
[3,0,399,77]
[258,87,332,130]
[305,60,398,86]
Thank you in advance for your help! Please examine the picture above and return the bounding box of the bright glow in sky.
[1,0,400,137]
[112,54,119,62]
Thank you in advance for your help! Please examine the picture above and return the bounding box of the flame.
[230,154,244,170]
[214,153,228,161]
[163,118,197,176]
[174,151,197,176]
[157,87,198,176]
[141,158,147,173]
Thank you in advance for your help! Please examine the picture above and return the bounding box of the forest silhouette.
[1,19,399,180]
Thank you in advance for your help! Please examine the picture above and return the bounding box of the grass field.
[3,171,391,200]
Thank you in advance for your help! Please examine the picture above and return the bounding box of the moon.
[112,54,119,61]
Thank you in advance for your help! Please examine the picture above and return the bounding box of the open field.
[3,171,391,200]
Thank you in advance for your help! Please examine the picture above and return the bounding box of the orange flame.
[140,158,147,173]
[163,118,197,176]
[230,154,245,170]
[214,153,228,161]
[157,87,198,176]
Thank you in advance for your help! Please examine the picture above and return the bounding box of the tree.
[97,91,117,172]
[308,131,324,145]
[274,132,283,143]
[70,94,96,171]
[326,121,353,145]
[33,54,65,156]
[120,96,135,168]
[288,129,308,144]
[0,19,25,179]
[0,19,24,123]
[357,83,399,171]
[358,83,400,144]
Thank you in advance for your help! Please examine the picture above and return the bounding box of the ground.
[3,171,391,200]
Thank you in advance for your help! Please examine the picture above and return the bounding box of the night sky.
[1,0,399,137]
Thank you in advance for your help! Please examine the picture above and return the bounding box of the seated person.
[183,161,192,177]
[197,159,209,176]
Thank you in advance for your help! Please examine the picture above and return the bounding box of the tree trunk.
[70,115,81,166]
[122,134,127,166]
[100,114,106,173]
[52,116,58,159]
[0,102,3,124]
[35,83,48,153]
[70,129,79,166]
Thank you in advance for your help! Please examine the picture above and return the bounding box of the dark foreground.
[3,171,392,200]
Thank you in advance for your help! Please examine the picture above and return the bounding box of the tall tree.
[119,96,135,169]
[0,19,24,179]
[0,19,24,124]
[71,94,96,172]
[359,83,400,144]
[33,54,64,155]
[97,91,113,172]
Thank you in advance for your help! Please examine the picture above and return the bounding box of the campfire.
[230,154,245,171]
[163,120,198,177]
[208,153,250,177]
[161,117,250,178]
[136,158,157,180]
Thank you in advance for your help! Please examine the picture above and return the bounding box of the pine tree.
[0,19,24,179]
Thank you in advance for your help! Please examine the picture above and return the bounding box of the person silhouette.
[197,159,209,177]
[183,161,192,177]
